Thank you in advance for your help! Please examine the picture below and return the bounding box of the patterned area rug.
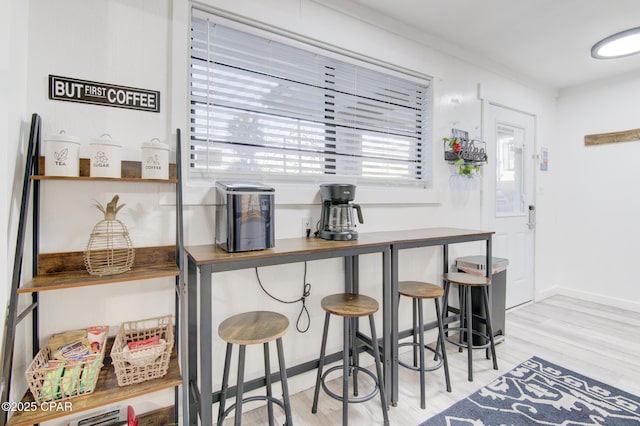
[421,356,640,425]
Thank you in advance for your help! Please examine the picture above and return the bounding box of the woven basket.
[110,315,173,386]
[25,337,106,404]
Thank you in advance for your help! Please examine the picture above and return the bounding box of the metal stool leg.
[459,285,466,353]
[466,286,473,382]
[483,286,499,370]
[342,316,349,426]
[437,281,452,361]
[263,342,274,426]
[351,317,359,397]
[434,298,451,392]
[218,343,233,426]
[276,337,293,426]
[368,314,390,426]
[442,280,451,336]
[413,298,419,367]
[312,312,331,413]
[417,299,426,409]
[235,345,246,426]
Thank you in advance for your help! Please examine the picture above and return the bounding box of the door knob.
[527,205,536,230]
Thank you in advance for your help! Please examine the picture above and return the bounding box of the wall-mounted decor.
[49,75,160,113]
[443,128,487,176]
[540,147,548,171]
[584,128,640,146]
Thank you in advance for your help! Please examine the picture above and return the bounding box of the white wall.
[1,0,14,356]
[6,0,561,423]
[2,0,31,408]
[26,0,175,326]
[19,0,176,422]
[548,73,640,311]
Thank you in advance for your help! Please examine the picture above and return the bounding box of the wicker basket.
[25,337,106,404]
[110,315,173,386]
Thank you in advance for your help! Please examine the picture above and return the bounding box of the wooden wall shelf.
[137,405,175,425]
[35,157,177,182]
[32,175,178,183]
[6,341,181,426]
[585,128,640,146]
[19,246,178,293]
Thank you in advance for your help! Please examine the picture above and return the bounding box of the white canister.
[141,138,170,180]
[90,134,122,178]
[45,132,81,177]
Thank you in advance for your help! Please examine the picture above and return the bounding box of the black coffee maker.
[318,184,363,241]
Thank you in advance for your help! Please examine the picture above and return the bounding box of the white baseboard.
[535,286,640,314]
[534,287,558,302]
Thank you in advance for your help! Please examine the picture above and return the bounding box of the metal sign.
[48,75,160,113]
[458,139,487,162]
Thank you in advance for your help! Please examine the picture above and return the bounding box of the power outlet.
[302,216,312,237]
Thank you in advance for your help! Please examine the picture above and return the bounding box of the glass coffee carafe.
[328,204,360,232]
[318,183,364,240]
[327,204,363,233]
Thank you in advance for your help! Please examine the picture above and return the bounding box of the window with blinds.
[190,14,431,185]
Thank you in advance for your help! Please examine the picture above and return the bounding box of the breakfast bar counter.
[183,227,493,425]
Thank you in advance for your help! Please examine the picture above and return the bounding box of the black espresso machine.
[317,183,363,240]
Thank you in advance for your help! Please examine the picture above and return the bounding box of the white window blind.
[190,14,431,184]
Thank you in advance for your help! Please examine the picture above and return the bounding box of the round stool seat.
[321,293,378,317]
[444,272,490,286]
[399,281,444,299]
[218,311,289,345]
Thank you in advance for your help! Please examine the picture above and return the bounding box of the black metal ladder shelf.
[0,113,185,426]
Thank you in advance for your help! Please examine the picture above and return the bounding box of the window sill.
[170,180,442,206]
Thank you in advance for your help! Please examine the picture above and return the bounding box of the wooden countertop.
[363,227,493,244]
[186,227,493,266]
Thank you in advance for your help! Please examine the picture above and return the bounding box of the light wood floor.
[235,295,640,425]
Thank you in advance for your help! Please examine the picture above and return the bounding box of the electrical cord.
[255,262,312,333]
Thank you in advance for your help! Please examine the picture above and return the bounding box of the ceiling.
[315,0,640,91]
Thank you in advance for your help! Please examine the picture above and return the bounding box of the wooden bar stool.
[311,293,389,426]
[218,311,293,426]
[398,281,451,409]
[442,272,498,382]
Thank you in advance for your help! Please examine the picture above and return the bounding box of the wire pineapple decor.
[84,195,135,276]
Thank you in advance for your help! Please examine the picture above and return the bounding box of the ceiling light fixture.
[591,26,640,59]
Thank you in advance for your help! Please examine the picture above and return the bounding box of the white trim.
[538,286,640,314]
[162,181,443,206]
[191,3,432,84]
[534,286,558,302]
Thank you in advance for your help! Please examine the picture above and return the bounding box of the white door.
[484,103,535,309]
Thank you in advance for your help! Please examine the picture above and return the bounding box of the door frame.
[481,100,537,307]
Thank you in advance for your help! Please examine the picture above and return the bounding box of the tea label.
[54,148,69,166]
